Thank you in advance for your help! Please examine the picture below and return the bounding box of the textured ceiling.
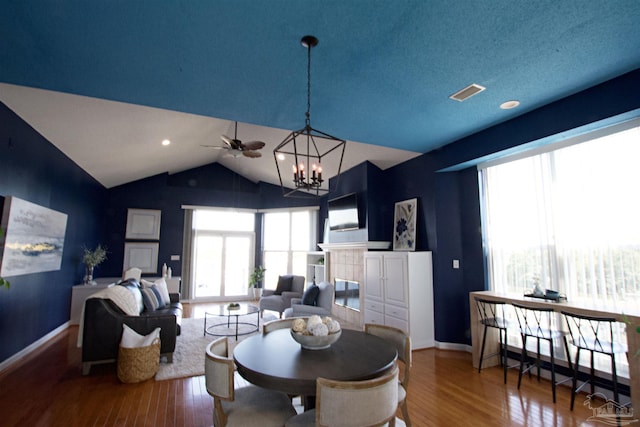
[1,1,639,187]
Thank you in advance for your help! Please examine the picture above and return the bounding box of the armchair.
[259,275,305,318]
[284,281,334,318]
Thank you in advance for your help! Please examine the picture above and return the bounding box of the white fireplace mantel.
[318,241,391,251]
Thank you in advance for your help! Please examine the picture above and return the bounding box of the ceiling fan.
[201,121,266,158]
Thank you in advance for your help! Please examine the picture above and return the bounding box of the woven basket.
[117,338,160,383]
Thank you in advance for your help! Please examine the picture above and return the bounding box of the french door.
[192,231,253,300]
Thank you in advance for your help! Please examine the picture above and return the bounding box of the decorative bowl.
[290,329,342,350]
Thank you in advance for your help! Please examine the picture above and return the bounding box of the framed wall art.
[0,196,68,276]
[393,198,417,251]
[125,208,161,240]
[122,242,159,274]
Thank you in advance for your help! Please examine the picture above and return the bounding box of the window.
[480,120,640,375]
[262,209,318,289]
[190,209,255,300]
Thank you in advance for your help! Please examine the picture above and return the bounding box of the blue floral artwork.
[393,198,417,251]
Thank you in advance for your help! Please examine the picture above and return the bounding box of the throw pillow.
[153,278,171,305]
[141,278,171,306]
[274,275,293,295]
[120,324,161,348]
[150,285,166,307]
[141,287,160,311]
[301,284,320,306]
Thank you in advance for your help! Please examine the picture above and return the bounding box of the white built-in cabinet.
[363,251,434,349]
[306,251,325,284]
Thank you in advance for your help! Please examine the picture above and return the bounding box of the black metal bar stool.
[475,297,513,384]
[512,303,571,403]
[561,311,628,410]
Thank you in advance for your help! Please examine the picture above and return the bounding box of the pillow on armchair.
[301,284,320,306]
[274,275,294,295]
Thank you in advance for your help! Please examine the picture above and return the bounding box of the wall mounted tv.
[328,193,359,231]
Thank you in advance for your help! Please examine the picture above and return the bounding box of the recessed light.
[162,139,171,146]
[276,153,286,161]
[500,100,520,110]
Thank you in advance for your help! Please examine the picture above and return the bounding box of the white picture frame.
[125,208,161,240]
[123,242,159,274]
[393,198,417,251]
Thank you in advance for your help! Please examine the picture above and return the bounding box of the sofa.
[259,275,305,318]
[81,278,182,375]
[284,281,334,318]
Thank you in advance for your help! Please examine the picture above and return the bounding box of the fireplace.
[334,278,360,311]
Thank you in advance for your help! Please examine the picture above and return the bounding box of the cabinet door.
[364,254,384,301]
[383,254,408,307]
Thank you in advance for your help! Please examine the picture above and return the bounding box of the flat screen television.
[328,193,359,231]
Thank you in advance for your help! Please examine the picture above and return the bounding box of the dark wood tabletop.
[233,328,398,397]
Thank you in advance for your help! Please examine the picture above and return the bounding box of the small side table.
[204,304,260,340]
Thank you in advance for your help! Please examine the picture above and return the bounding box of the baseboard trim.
[435,341,472,352]
[0,321,70,377]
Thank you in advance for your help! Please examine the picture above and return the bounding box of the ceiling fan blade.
[241,141,266,151]
[201,144,226,149]
[221,135,235,148]
[242,150,262,158]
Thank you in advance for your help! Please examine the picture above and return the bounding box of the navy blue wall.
[101,163,319,278]
[0,102,107,361]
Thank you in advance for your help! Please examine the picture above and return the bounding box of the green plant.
[82,244,108,267]
[249,266,266,288]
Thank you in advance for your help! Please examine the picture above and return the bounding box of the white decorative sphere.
[292,318,306,333]
[309,322,329,336]
[327,319,341,333]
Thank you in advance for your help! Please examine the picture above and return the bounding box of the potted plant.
[82,244,108,285]
[249,266,266,299]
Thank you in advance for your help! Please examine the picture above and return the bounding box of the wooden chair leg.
[400,399,412,427]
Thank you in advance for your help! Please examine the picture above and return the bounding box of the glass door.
[193,231,252,300]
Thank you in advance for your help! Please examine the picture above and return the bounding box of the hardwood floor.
[0,303,601,426]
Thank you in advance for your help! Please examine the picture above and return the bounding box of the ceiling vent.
[449,83,486,102]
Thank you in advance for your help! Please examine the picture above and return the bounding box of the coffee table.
[203,303,259,340]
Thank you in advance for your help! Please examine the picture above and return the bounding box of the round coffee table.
[203,303,259,340]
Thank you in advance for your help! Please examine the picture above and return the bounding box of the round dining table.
[233,328,397,404]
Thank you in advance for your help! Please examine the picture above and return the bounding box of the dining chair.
[365,323,412,426]
[262,318,296,334]
[285,365,401,427]
[475,297,514,384]
[561,311,628,410]
[512,303,572,403]
[205,337,297,427]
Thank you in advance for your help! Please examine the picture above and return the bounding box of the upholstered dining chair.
[285,365,401,427]
[365,323,412,426]
[205,337,297,427]
[262,318,297,334]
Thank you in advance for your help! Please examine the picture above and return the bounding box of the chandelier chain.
[306,41,312,126]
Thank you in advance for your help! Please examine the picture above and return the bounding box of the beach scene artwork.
[0,196,68,277]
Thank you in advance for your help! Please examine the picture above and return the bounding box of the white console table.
[69,276,181,325]
[69,283,113,325]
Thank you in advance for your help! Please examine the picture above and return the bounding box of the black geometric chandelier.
[273,35,346,198]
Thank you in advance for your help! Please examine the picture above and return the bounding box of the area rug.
[155,315,269,381]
